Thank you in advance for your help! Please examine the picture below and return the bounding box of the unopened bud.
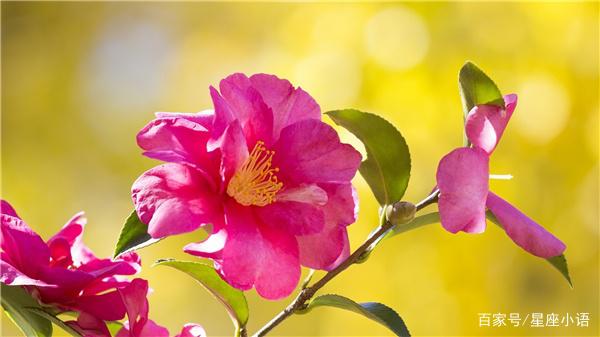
[385,201,416,225]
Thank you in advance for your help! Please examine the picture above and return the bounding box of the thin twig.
[251,190,440,337]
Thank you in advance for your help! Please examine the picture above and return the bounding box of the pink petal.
[217,74,275,146]
[80,276,130,296]
[273,120,362,185]
[208,86,236,151]
[155,110,214,130]
[132,163,220,238]
[249,74,321,139]
[276,184,328,205]
[137,117,219,182]
[48,212,97,266]
[48,212,86,248]
[1,200,19,218]
[118,278,150,336]
[465,94,518,155]
[486,192,566,258]
[218,121,249,184]
[220,201,300,300]
[75,312,112,337]
[36,268,94,303]
[78,255,141,279]
[0,260,54,287]
[184,229,226,259]
[175,324,206,337]
[75,290,128,321]
[1,214,50,278]
[256,201,325,235]
[319,183,359,227]
[48,238,73,268]
[436,147,489,234]
[137,320,170,337]
[218,74,256,124]
[297,184,356,270]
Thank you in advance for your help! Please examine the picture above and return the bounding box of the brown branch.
[251,190,439,337]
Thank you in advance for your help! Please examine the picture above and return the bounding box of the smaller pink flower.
[436,95,566,258]
[1,200,141,321]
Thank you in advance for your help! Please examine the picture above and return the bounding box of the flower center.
[226,141,283,207]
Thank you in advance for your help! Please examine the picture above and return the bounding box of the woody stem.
[251,190,439,337]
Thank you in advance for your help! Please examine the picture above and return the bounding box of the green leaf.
[546,254,573,288]
[299,294,410,337]
[327,109,411,206]
[359,212,440,263]
[459,61,505,118]
[486,212,572,287]
[114,210,160,258]
[26,308,82,337]
[386,212,441,239]
[154,259,249,328]
[1,284,52,337]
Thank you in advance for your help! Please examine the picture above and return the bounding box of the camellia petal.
[184,228,227,259]
[0,213,50,277]
[175,323,207,337]
[257,201,325,235]
[273,119,362,185]
[220,201,300,299]
[132,163,220,238]
[436,147,489,234]
[297,184,356,270]
[486,192,566,258]
[0,260,54,287]
[248,73,320,139]
[155,110,214,130]
[465,94,518,155]
[137,116,219,182]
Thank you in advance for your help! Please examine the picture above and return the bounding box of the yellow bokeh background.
[1,2,598,336]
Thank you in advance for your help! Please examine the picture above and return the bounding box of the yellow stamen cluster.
[227,141,283,207]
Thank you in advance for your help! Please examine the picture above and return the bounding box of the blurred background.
[1,2,598,336]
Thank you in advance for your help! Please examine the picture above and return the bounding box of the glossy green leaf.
[299,294,410,337]
[459,61,505,118]
[359,212,440,263]
[114,210,160,258]
[1,284,52,337]
[486,212,572,287]
[327,109,411,206]
[386,212,441,239]
[154,259,249,328]
[27,308,82,337]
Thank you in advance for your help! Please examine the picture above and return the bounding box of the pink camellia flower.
[436,95,566,258]
[0,200,141,321]
[132,73,361,299]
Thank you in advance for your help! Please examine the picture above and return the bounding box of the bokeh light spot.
[513,75,570,144]
[364,7,429,70]
[294,51,362,108]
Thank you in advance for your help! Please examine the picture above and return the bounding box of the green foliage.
[486,212,572,287]
[299,294,410,337]
[327,109,411,206]
[114,210,160,258]
[458,61,505,117]
[358,212,441,263]
[154,259,249,329]
[1,284,52,337]
[27,308,82,337]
